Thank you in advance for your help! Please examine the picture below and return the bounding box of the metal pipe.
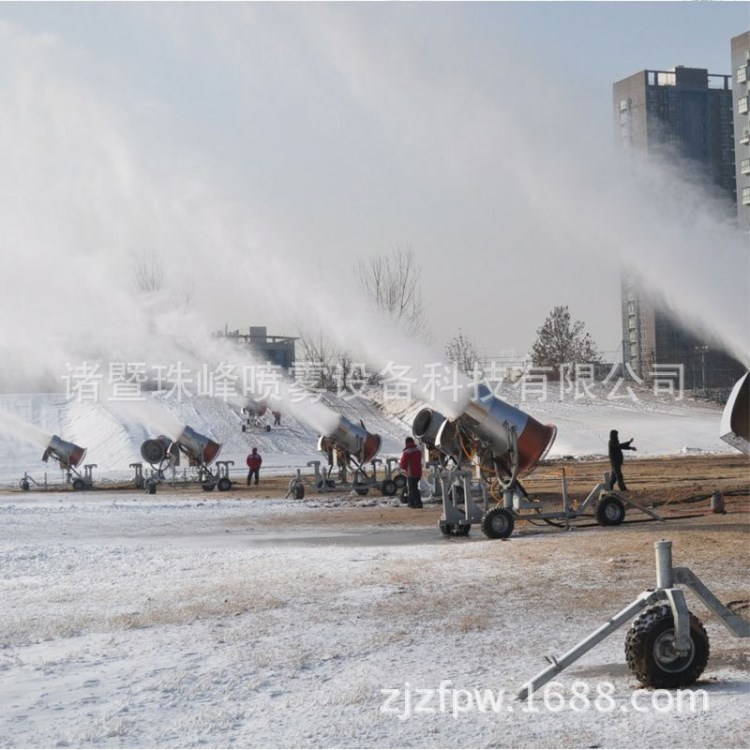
[655,540,674,589]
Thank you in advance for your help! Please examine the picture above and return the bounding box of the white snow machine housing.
[720,372,749,455]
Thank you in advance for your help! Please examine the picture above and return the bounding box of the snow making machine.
[240,398,273,433]
[413,384,661,539]
[22,435,96,491]
[289,415,404,500]
[139,425,233,494]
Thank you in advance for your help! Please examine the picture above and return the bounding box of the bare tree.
[132,250,165,294]
[445,329,482,376]
[295,325,351,391]
[355,245,429,339]
[530,306,601,378]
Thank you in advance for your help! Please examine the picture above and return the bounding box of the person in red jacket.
[246,447,262,486]
[399,436,423,508]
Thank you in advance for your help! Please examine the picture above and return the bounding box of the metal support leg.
[517,590,663,700]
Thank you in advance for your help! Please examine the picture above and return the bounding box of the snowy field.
[1,489,748,749]
[1,388,748,748]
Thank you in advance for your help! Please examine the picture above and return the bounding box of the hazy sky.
[1,1,748,369]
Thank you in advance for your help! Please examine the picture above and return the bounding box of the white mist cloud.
[0,5,746,430]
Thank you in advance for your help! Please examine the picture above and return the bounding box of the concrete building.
[614,63,746,394]
[217,326,297,371]
[731,32,750,228]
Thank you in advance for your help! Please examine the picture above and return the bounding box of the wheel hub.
[653,630,694,672]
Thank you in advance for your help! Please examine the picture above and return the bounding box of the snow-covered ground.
[0,387,747,748]
[0,491,747,748]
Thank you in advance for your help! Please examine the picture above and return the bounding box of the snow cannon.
[41,435,87,470]
[413,384,556,484]
[140,435,180,467]
[720,372,750,455]
[175,425,222,467]
[317,415,381,466]
[242,399,268,419]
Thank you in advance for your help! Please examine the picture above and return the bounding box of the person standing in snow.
[246,447,262,486]
[399,436,423,508]
[272,410,282,426]
[608,430,636,491]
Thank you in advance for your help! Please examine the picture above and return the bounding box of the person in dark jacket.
[399,436,423,508]
[608,430,636,491]
[246,447,262,486]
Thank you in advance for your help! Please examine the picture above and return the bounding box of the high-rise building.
[731,32,750,228]
[613,64,746,394]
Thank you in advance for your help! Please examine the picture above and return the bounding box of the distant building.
[217,326,297,371]
[613,63,746,394]
[731,32,750,228]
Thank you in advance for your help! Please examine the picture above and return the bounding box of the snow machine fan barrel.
[412,407,448,448]
[41,435,87,470]
[720,372,750,455]
[323,415,381,464]
[461,384,556,474]
[175,425,222,466]
[242,399,268,418]
[140,435,175,465]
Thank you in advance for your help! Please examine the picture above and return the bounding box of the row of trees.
[295,246,601,384]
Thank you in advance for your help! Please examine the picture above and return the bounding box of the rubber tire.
[292,483,305,500]
[439,505,471,537]
[217,477,232,492]
[202,482,216,492]
[596,495,626,526]
[481,507,515,539]
[72,478,86,491]
[354,485,369,496]
[265,425,271,432]
[21,480,30,491]
[146,481,157,495]
[380,479,397,497]
[393,474,407,490]
[625,603,709,689]
[439,520,470,537]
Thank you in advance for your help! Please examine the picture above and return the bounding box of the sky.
[0,1,748,380]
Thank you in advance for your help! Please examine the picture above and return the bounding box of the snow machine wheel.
[20,479,30,491]
[217,477,232,492]
[439,511,471,538]
[393,474,407,490]
[72,478,86,492]
[202,482,216,492]
[265,425,271,432]
[146,480,157,495]
[625,603,709,689]
[353,485,369,496]
[596,495,626,526]
[481,507,515,539]
[439,521,470,537]
[292,482,305,500]
[380,479,397,497]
